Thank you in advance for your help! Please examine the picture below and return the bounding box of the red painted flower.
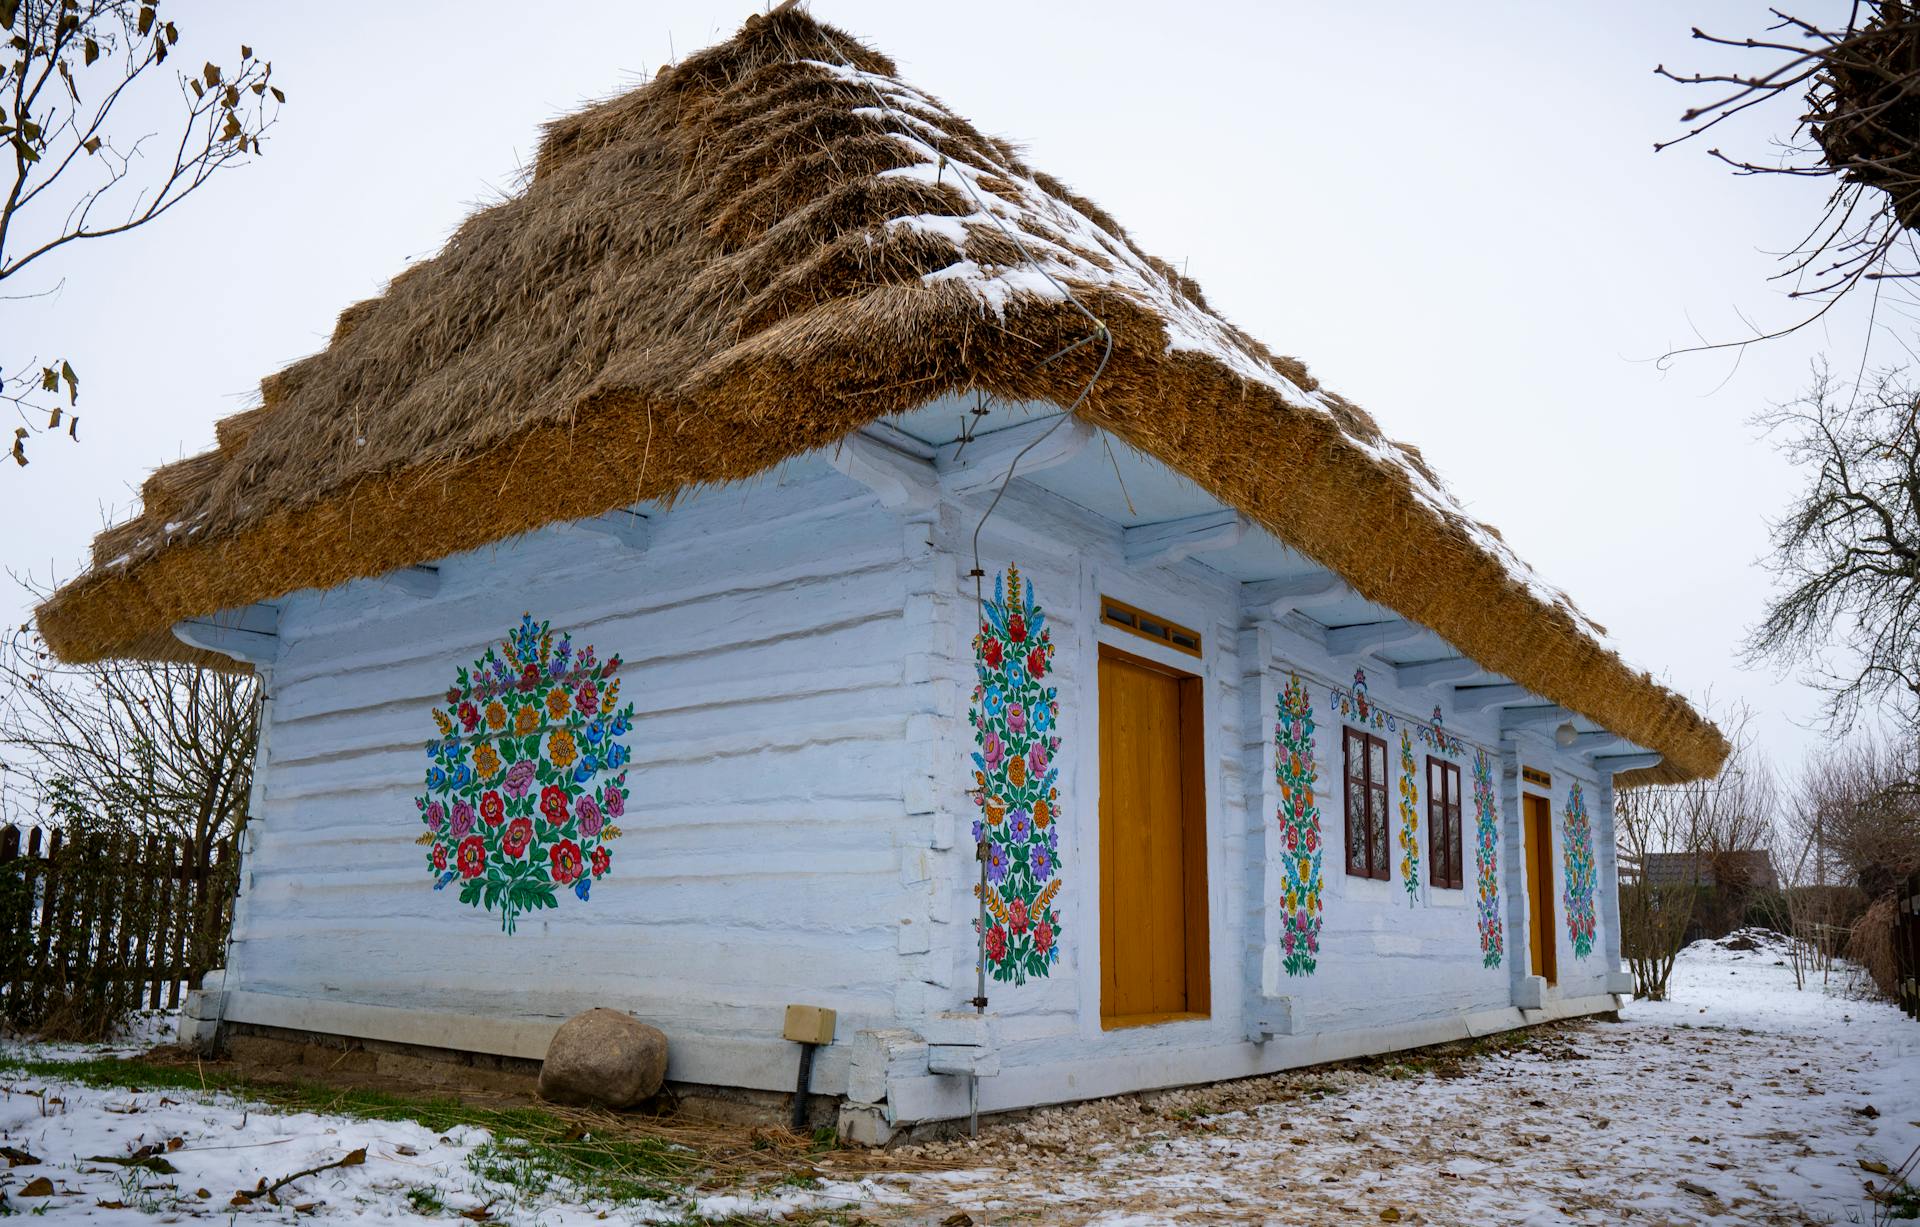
[1007,613,1026,644]
[575,682,599,716]
[602,655,620,677]
[432,843,448,872]
[502,816,533,859]
[981,638,1003,668]
[1009,897,1029,935]
[445,687,462,706]
[519,663,540,691]
[1026,646,1047,678]
[984,923,1008,963]
[457,701,480,731]
[480,790,505,826]
[591,846,610,877]
[539,785,569,824]
[1033,919,1054,956]
[456,835,486,879]
[549,839,584,886]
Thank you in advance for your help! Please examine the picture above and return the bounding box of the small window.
[1427,757,1463,890]
[1343,727,1390,880]
[1101,596,1202,657]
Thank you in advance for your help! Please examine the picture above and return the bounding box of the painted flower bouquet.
[415,613,633,933]
[1276,673,1322,977]
[1561,781,1597,959]
[1396,729,1421,905]
[1472,749,1503,968]
[969,565,1062,985]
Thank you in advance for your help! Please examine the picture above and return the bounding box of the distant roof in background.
[36,6,1726,784]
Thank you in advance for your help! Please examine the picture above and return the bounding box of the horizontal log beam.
[1499,704,1574,733]
[1394,657,1483,689]
[935,415,1095,497]
[1324,618,1426,658]
[1451,683,1531,713]
[1124,509,1246,568]
[1242,571,1343,622]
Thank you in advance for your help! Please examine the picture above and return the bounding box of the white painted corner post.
[1499,747,1545,1010]
[1594,778,1634,998]
[1237,612,1292,1041]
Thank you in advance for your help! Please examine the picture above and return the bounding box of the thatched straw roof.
[35,6,1726,784]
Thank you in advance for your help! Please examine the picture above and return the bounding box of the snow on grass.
[0,1055,900,1224]
[871,931,1920,1225]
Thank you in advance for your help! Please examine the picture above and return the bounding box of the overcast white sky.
[0,1,1889,779]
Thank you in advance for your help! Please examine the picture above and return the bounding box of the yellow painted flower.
[515,705,539,735]
[548,728,577,769]
[546,686,571,719]
[433,710,453,735]
[1033,799,1050,829]
[485,701,507,730]
[1007,756,1026,788]
[473,742,502,779]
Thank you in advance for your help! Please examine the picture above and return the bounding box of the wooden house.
[37,9,1727,1140]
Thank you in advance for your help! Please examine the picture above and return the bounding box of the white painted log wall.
[223,449,1626,1112]
[230,465,927,1092]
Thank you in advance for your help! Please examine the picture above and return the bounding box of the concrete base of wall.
[198,989,1625,1144]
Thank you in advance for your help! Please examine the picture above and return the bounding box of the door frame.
[1523,791,1557,986]
[1095,641,1212,1029]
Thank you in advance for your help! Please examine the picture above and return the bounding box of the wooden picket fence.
[0,822,237,1034]
[1898,871,1919,1022]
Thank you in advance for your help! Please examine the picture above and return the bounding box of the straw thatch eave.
[34,7,1727,786]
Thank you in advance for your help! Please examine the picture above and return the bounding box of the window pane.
[1369,785,1389,879]
[1347,781,1367,874]
[1369,740,1386,781]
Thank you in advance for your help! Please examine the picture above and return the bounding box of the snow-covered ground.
[2,933,1915,1224]
[872,931,1920,1225]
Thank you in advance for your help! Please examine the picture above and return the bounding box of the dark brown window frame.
[1427,756,1464,890]
[1343,727,1390,881]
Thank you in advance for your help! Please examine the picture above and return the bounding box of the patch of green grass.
[0,1054,698,1208]
[404,1185,446,1215]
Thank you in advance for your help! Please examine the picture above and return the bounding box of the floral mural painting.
[1472,749,1503,968]
[414,614,633,934]
[1562,781,1598,959]
[1330,667,1388,731]
[1396,729,1420,905]
[969,565,1061,985]
[1275,673,1322,976]
[1418,705,1465,758]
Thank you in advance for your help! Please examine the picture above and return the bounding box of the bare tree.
[1746,362,1920,741]
[1657,2,1920,348]
[0,619,259,862]
[2,0,283,465]
[1616,705,1779,999]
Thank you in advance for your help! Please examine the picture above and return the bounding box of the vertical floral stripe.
[1472,749,1503,968]
[968,565,1061,985]
[1276,673,1322,976]
[1562,781,1597,959]
[1397,729,1420,906]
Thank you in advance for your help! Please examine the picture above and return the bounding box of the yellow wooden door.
[1099,645,1209,1027]
[1524,793,1557,985]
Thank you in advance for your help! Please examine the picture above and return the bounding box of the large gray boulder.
[537,1008,668,1108]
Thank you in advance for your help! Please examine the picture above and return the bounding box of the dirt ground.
[837,1006,1909,1226]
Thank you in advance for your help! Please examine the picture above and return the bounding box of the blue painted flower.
[434,871,456,891]
[426,766,447,792]
[987,843,1009,884]
[1005,661,1027,690]
[574,876,591,902]
[606,742,630,770]
[971,818,986,845]
[983,687,1005,716]
[1031,845,1052,880]
[1008,808,1032,845]
[1032,703,1052,734]
[585,720,606,745]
